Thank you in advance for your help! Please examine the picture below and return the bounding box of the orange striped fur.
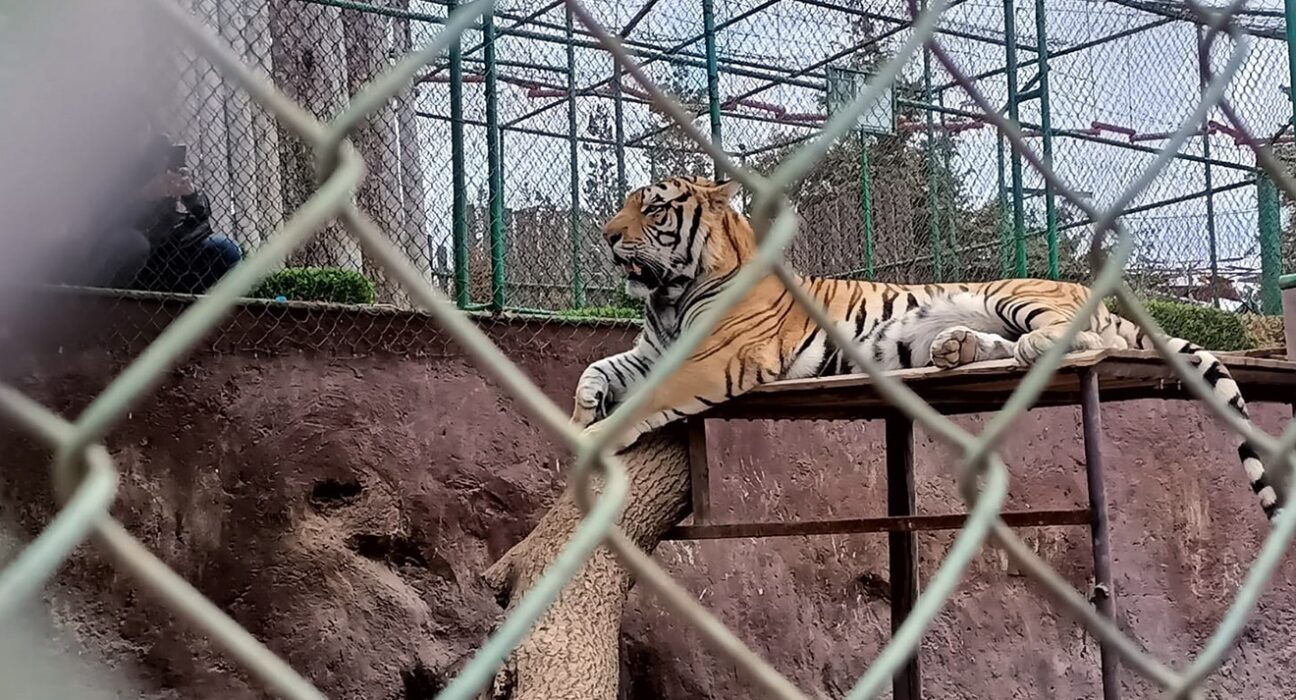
[574,175,1280,524]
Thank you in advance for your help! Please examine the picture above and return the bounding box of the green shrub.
[253,267,376,305]
[613,285,644,312]
[1107,297,1254,351]
[555,305,643,321]
[1240,313,1286,349]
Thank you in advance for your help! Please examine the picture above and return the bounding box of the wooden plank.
[1217,347,1289,359]
[741,349,1110,396]
[706,350,1296,421]
[661,508,1092,540]
[687,418,711,523]
[887,414,922,700]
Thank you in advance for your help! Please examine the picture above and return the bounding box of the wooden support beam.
[661,508,1090,540]
[687,418,711,523]
[887,413,922,700]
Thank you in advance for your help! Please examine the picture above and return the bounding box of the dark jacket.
[137,190,213,251]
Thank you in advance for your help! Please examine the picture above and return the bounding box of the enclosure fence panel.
[64,0,1296,339]
[3,0,1296,700]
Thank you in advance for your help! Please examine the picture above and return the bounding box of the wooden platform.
[662,348,1295,700]
[705,348,1296,422]
[667,348,1296,543]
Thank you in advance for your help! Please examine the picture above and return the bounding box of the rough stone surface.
[1,295,1294,699]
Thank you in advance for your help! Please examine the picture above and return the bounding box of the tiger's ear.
[706,178,741,206]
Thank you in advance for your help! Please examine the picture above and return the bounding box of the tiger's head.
[602,175,752,302]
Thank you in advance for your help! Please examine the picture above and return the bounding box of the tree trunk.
[270,0,361,271]
[215,0,280,250]
[176,0,235,243]
[343,0,411,306]
[395,3,434,294]
[481,426,692,700]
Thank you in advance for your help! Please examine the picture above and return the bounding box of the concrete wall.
[2,293,1293,699]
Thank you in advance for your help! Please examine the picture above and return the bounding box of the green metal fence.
[3,0,1296,699]
[62,0,1296,327]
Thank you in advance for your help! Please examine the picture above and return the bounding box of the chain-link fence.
[56,0,1296,337]
[4,0,1296,698]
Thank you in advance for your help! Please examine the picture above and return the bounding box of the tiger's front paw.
[571,403,600,429]
[580,420,637,455]
[1012,330,1106,365]
[930,326,980,369]
[571,375,610,428]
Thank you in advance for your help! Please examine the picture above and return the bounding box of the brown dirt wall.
[1,292,1293,699]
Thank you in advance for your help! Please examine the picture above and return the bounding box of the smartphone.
[168,143,188,169]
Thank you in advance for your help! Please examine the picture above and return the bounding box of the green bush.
[252,267,376,305]
[555,284,645,321]
[555,305,643,321]
[1107,297,1254,351]
[1240,313,1286,349]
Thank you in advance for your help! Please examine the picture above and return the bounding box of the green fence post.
[923,30,943,282]
[860,131,874,280]
[1258,174,1283,315]
[565,5,584,308]
[938,87,960,277]
[484,9,506,311]
[702,0,724,179]
[997,135,1012,277]
[1004,0,1027,277]
[1286,0,1296,124]
[449,0,469,308]
[1034,0,1059,280]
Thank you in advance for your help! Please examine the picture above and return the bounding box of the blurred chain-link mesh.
[3,0,1296,699]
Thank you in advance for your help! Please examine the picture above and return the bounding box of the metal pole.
[938,87,960,277]
[837,178,1258,279]
[1202,151,1221,308]
[702,0,724,179]
[1258,174,1283,315]
[997,135,1013,277]
[860,131,875,280]
[886,413,922,700]
[923,31,943,282]
[500,0,785,132]
[1280,0,1296,316]
[448,0,469,308]
[1080,370,1120,700]
[565,5,584,308]
[898,97,1255,173]
[613,79,627,201]
[484,9,506,312]
[1284,0,1296,126]
[1034,0,1059,280]
[1197,25,1221,308]
[1004,0,1028,277]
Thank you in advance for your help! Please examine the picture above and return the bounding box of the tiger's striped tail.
[1113,317,1283,524]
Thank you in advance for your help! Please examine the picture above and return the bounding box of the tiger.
[572,174,1283,524]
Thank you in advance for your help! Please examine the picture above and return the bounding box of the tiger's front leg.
[580,342,774,453]
[571,349,653,428]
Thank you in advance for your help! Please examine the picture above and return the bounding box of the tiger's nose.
[606,230,623,247]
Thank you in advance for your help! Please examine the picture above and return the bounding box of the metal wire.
[0,1,1292,699]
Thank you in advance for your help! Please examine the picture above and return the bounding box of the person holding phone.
[128,137,244,295]
[78,129,244,295]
